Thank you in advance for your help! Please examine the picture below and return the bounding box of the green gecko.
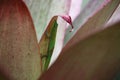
[39,15,73,72]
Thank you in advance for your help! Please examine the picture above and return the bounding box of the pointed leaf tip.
[59,15,74,32]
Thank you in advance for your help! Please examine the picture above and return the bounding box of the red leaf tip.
[59,15,74,32]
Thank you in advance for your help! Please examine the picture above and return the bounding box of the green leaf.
[39,21,120,80]
[64,0,120,51]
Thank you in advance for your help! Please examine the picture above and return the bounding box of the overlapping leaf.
[64,0,120,51]
[106,5,120,26]
[40,21,120,80]
[0,0,41,80]
[23,0,71,41]
[24,0,72,66]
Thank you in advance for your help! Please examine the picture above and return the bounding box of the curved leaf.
[24,0,71,41]
[24,0,71,66]
[64,0,120,51]
[39,21,120,80]
[69,0,82,21]
[0,0,41,80]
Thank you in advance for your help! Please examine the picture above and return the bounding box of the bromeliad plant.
[0,0,120,80]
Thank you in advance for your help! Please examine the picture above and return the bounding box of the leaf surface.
[40,21,120,80]
[64,0,120,51]
[23,0,71,41]
[106,5,120,26]
[0,0,41,80]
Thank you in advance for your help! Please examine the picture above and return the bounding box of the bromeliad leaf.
[0,68,9,80]
[23,0,71,41]
[63,0,120,52]
[39,15,73,72]
[0,0,41,80]
[39,21,120,80]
